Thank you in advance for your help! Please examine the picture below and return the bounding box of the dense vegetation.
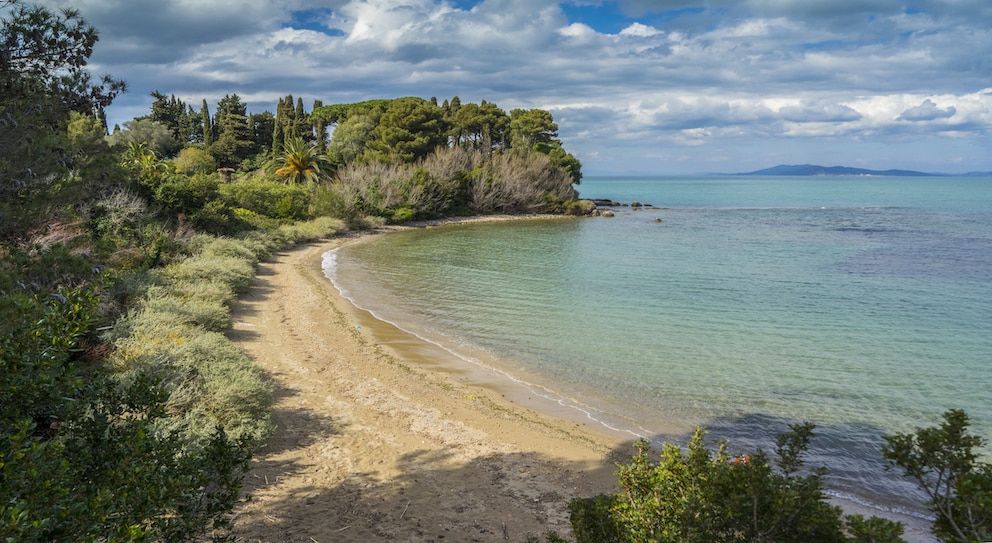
[1,2,987,541]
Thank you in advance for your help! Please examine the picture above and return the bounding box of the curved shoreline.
[225,225,627,542]
[322,235,662,444]
[227,216,938,542]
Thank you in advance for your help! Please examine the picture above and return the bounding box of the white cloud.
[50,0,992,173]
[898,99,957,122]
[619,22,662,38]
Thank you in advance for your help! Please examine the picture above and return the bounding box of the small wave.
[823,489,933,521]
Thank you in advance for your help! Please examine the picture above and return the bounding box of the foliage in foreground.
[883,409,992,543]
[0,218,343,542]
[0,263,250,542]
[569,424,906,543]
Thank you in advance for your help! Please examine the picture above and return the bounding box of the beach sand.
[225,235,626,543]
[225,229,937,543]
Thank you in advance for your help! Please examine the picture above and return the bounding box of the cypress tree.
[313,99,327,152]
[201,99,212,146]
[293,96,308,141]
[272,96,289,155]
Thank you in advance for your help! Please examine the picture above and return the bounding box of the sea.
[323,175,992,522]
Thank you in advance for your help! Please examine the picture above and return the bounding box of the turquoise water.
[324,176,992,518]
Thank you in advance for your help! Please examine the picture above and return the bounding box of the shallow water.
[324,176,992,519]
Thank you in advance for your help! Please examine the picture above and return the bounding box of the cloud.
[897,99,957,122]
[44,0,992,174]
[778,100,862,123]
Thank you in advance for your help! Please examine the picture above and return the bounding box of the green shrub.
[173,147,217,175]
[390,206,416,223]
[154,172,220,215]
[219,178,311,220]
[572,425,907,543]
[163,331,273,442]
[0,279,249,542]
[144,295,232,332]
[569,494,626,543]
[188,198,234,233]
[273,216,344,244]
[563,198,597,216]
[163,253,255,294]
[883,409,992,543]
[189,235,262,266]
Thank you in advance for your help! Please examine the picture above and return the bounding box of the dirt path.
[225,238,624,543]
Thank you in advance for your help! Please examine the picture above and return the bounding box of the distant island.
[735,164,992,177]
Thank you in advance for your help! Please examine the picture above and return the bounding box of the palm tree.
[273,137,328,184]
[120,141,167,180]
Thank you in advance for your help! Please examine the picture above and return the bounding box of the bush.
[154,172,220,215]
[163,253,255,294]
[883,409,992,543]
[188,235,263,267]
[173,147,217,175]
[144,294,232,332]
[219,178,312,220]
[162,331,273,442]
[0,279,251,542]
[571,425,907,543]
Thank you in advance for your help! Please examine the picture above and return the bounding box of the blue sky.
[54,0,992,175]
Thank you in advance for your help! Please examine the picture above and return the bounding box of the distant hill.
[738,164,938,176]
[735,164,992,177]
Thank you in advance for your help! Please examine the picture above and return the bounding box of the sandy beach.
[224,224,938,543]
[225,233,627,543]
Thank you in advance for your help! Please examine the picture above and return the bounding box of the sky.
[51,0,992,175]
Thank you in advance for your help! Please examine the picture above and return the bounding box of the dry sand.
[225,234,627,543]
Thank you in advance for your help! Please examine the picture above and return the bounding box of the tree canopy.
[1,0,126,240]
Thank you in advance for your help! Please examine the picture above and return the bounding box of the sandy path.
[225,238,625,543]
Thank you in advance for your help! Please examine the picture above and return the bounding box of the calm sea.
[324,176,992,519]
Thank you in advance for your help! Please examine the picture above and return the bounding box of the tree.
[273,137,328,184]
[249,111,275,157]
[327,113,378,166]
[65,111,122,198]
[292,96,309,141]
[0,0,126,116]
[147,91,198,144]
[312,99,328,152]
[105,117,178,157]
[509,108,558,149]
[365,97,447,162]
[451,100,509,152]
[200,99,212,146]
[209,94,254,168]
[883,409,992,543]
[536,141,583,184]
[1,0,126,241]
